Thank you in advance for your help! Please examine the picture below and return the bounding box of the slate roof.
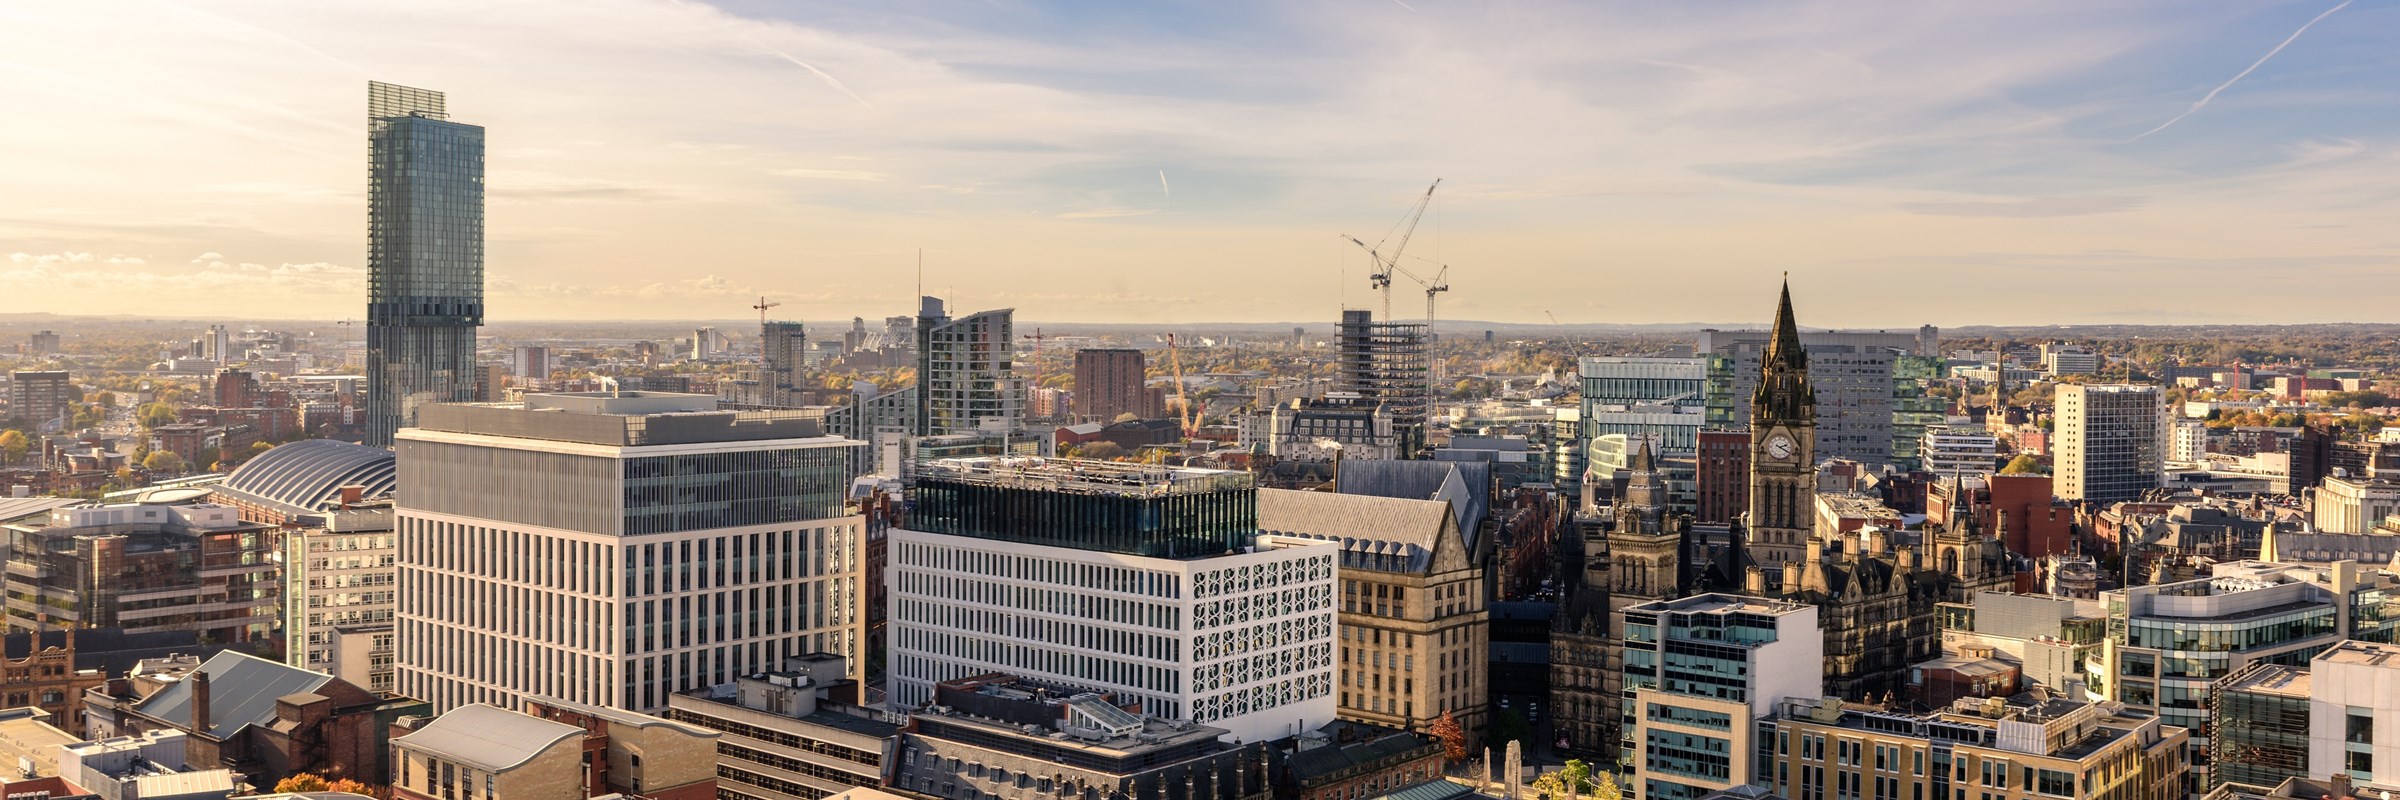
[132,650,334,739]
[1256,489,1455,574]
[1285,722,1440,784]
[1335,460,1492,549]
[393,703,582,772]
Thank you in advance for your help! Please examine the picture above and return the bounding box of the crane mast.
[1340,178,1440,322]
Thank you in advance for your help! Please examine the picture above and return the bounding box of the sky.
[2,0,2397,327]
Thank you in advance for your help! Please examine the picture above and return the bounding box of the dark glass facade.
[910,479,1256,558]
[366,81,484,446]
[622,446,852,535]
[2211,675,2308,789]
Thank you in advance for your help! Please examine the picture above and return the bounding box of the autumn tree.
[273,773,383,798]
[1429,710,1466,762]
[2000,454,2045,475]
[0,430,27,464]
[142,451,186,474]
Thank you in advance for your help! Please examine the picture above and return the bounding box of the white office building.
[1619,593,1823,800]
[395,391,865,713]
[2313,476,2400,535]
[1919,428,2001,478]
[887,457,1339,744]
[2310,639,2400,786]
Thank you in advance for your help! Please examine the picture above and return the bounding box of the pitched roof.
[132,650,334,739]
[1334,460,1491,548]
[1256,489,1456,574]
[393,704,583,772]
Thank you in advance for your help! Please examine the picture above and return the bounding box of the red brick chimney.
[190,671,212,736]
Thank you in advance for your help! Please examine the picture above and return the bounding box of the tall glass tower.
[365,81,484,447]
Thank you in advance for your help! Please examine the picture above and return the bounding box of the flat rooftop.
[1641,593,1813,617]
[2221,664,2312,697]
[2319,639,2400,668]
[919,457,1252,496]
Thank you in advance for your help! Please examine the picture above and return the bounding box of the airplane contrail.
[1390,0,1418,11]
[2134,0,2351,140]
[1158,170,1171,198]
[668,0,875,112]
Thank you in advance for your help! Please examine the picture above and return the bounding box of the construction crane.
[750,296,781,327]
[1021,327,1048,396]
[1340,178,1440,322]
[1165,333,1200,439]
[1393,256,1450,328]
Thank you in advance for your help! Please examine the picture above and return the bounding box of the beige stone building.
[392,701,719,800]
[1258,488,1487,745]
[1761,694,2187,800]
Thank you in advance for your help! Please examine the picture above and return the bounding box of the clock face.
[1766,434,1796,460]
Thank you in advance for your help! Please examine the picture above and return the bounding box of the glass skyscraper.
[366,81,484,447]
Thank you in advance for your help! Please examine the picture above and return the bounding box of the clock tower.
[1746,277,1817,572]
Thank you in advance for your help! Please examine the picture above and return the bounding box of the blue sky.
[1,0,2394,325]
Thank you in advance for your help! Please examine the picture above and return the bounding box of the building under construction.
[1335,309,1430,456]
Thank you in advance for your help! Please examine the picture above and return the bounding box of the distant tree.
[1113,412,1140,424]
[70,405,106,430]
[1429,710,1467,762]
[2000,454,2045,475]
[138,403,179,429]
[142,451,185,474]
[249,441,274,457]
[1074,441,1128,460]
[0,430,27,464]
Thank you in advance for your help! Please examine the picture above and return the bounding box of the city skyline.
[4,1,2398,326]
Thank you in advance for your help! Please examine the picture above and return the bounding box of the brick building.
[82,650,426,787]
[1694,429,1749,524]
[0,629,107,735]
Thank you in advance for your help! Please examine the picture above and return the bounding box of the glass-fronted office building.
[366,81,485,446]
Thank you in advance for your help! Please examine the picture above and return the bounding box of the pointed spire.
[1632,437,1657,473]
[1766,273,1805,370]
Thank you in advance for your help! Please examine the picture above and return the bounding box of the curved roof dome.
[218,439,395,515]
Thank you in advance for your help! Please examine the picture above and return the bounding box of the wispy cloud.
[2133,0,2354,140]
[774,168,889,181]
[1898,195,2146,218]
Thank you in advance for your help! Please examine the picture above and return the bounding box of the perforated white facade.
[887,528,1339,743]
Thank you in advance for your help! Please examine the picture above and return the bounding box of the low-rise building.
[1,500,277,641]
[1272,720,1446,800]
[60,729,238,800]
[1761,693,2186,800]
[392,701,718,800]
[2308,639,2400,787]
[893,675,1272,800]
[2311,476,2400,535]
[81,651,424,788]
[665,659,900,800]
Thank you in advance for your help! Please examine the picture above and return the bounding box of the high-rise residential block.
[7,369,72,430]
[509,345,550,382]
[365,81,484,447]
[1073,348,1155,421]
[394,392,865,713]
[25,330,59,356]
[761,321,808,407]
[913,297,1022,437]
[2055,384,2165,503]
[886,457,1338,743]
[1336,309,1430,456]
